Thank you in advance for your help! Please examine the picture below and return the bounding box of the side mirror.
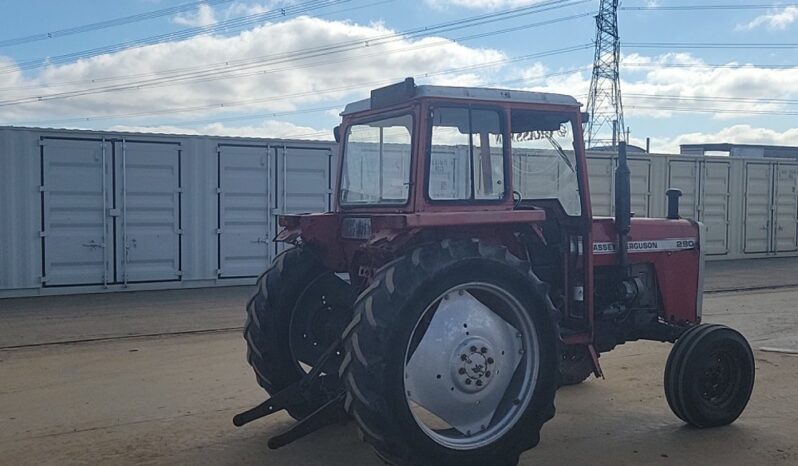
[333,125,341,143]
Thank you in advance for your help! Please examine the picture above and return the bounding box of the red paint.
[592,217,701,323]
[277,87,702,351]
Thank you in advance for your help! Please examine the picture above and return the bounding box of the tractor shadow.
[193,416,383,466]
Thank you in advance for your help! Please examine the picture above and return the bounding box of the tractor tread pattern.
[664,323,755,428]
[341,238,559,466]
[243,246,326,418]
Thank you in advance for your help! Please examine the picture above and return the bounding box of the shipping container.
[0,126,334,298]
[2,126,797,298]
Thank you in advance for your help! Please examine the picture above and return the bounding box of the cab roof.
[342,78,581,116]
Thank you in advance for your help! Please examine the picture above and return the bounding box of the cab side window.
[428,107,505,201]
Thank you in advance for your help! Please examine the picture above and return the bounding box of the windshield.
[340,114,413,205]
[511,110,581,216]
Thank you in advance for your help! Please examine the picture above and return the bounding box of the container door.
[431,148,461,199]
[628,158,651,217]
[586,156,612,216]
[41,139,111,286]
[217,145,273,278]
[668,160,699,220]
[116,141,181,283]
[275,146,333,255]
[773,164,798,252]
[743,163,772,253]
[701,161,731,255]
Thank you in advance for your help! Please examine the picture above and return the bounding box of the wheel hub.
[289,273,355,374]
[701,351,734,402]
[452,338,497,393]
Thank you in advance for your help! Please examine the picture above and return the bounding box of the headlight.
[341,217,372,240]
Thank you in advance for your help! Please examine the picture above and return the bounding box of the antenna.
[586,0,625,149]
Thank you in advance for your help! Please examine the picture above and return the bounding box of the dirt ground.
[1,274,798,465]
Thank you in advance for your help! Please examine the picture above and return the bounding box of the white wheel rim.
[404,282,540,450]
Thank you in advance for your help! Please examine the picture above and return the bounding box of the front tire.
[340,239,559,466]
[664,324,755,428]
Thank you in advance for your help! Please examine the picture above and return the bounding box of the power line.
[627,42,798,50]
[0,0,396,91]
[11,56,792,96]
[0,21,588,108]
[0,4,593,106]
[1,0,590,75]
[620,3,798,11]
[97,66,596,130]
[0,0,349,73]
[626,94,798,105]
[0,0,588,79]
[622,62,797,70]
[8,44,591,126]
[626,105,798,116]
[0,0,235,48]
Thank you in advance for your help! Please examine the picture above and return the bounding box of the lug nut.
[476,380,483,387]
[470,346,477,352]
[487,357,494,364]
[485,371,491,378]
[465,379,472,385]
[459,368,467,375]
[480,347,487,354]
[461,354,468,361]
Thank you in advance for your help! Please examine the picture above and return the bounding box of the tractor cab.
[335,77,587,217]
[280,79,592,307]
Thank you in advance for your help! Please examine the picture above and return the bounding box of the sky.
[0,0,796,153]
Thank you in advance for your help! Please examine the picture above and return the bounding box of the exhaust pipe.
[666,189,683,220]
[615,142,631,272]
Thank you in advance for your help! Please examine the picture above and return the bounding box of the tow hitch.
[233,339,347,449]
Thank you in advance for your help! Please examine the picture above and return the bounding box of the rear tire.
[244,247,354,419]
[340,239,559,466]
[664,324,755,428]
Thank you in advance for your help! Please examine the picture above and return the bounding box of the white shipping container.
[0,126,334,298]
[2,126,798,298]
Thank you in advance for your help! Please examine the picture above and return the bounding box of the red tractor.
[234,78,755,466]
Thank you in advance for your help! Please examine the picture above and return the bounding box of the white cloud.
[1,14,795,152]
[737,6,798,31]
[510,53,798,120]
[172,3,218,27]
[425,0,543,10]
[634,126,798,154]
[0,16,504,124]
[224,1,289,17]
